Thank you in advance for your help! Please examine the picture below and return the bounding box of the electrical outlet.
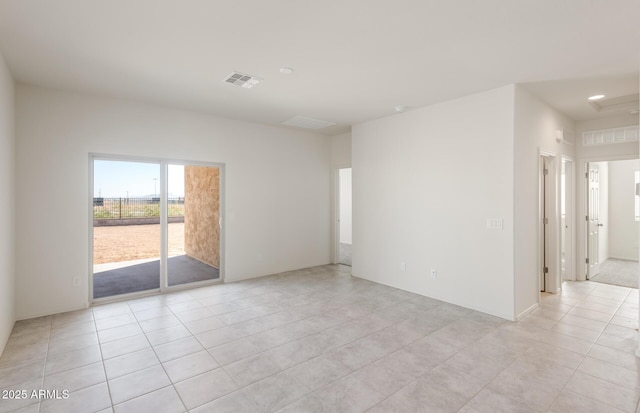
[430,269,437,279]
[257,253,263,262]
[400,262,406,272]
[72,276,81,287]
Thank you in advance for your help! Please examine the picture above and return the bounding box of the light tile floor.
[1,265,639,413]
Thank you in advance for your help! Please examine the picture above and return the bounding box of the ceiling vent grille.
[282,116,336,130]
[583,125,639,146]
[223,71,263,89]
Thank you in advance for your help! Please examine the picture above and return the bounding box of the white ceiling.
[0,0,638,134]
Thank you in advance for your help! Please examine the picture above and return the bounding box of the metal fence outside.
[93,197,184,219]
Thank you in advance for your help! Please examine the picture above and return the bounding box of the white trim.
[539,148,557,158]
[580,154,639,163]
[350,274,515,321]
[332,168,340,264]
[516,303,539,321]
[160,158,227,288]
[538,150,561,295]
[16,303,91,322]
[88,156,94,306]
[91,277,224,307]
[92,288,161,306]
[160,163,168,291]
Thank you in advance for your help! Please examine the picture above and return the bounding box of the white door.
[587,164,601,278]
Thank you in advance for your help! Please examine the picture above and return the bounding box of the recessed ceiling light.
[280,67,294,75]
[394,105,406,113]
[588,94,605,101]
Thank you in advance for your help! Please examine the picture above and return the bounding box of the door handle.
[597,224,604,227]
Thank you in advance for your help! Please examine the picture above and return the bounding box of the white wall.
[15,85,331,319]
[514,86,575,315]
[0,53,15,355]
[331,132,352,168]
[339,168,352,244]
[608,159,639,261]
[353,85,516,320]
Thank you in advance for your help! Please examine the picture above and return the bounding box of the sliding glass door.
[91,156,222,301]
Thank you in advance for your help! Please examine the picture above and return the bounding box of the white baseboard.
[516,303,539,321]
[608,256,639,262]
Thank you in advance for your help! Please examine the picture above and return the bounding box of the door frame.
[539,149,560,294]
[88,153,226,305]
[336,167,352,266]
[577,154,638,281]
[332,164,351,264]
[561,156,576,281]
[163,159,226,292]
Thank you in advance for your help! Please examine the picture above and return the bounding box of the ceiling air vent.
[282,116,336,130]
[223,71,263,89]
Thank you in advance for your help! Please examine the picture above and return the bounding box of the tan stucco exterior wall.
[184,166,220,268]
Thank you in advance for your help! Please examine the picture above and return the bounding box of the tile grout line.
[156,272,359,410]
[92,307,116,413]
[176,275,437,409]
[538,294,586,413]
[544,284,639,412]
[126,297,189,412]
[275,309,492,412]
[36,316,53,413]
[7,269,638,413]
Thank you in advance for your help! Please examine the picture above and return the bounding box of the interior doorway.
[540,153,560,294]
[338,168,352,266]
[90,156,223,301]
[561,157,575,281]
[585,159,639,288]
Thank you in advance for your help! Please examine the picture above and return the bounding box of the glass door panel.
[92,159,161,299]
[167,164,220,286]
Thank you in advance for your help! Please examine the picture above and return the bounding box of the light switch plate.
[486,218,503,230]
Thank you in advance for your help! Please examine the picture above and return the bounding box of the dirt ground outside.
[93,223,185,264]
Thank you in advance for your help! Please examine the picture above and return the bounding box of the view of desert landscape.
[93,223,185,264]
